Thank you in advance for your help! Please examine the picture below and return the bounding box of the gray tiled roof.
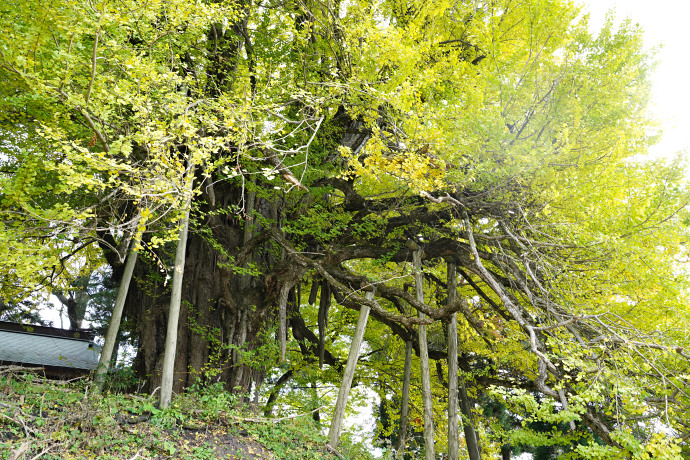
[0,330,100,370]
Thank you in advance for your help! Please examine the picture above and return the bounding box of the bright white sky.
[580,0,690,160]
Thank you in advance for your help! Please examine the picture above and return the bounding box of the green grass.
[0,368,373,459]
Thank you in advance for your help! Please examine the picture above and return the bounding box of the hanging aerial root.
[318,279,331,368]
[278,283,291,362]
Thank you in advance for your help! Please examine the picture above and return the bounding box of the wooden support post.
[447,261,460,460]
[160,166,194,409]
[93,232,140,394]
[396,340,412,458]
[414,248,435,460]
[328,287,374,448]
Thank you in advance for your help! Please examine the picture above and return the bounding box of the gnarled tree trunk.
[124,179,287,395]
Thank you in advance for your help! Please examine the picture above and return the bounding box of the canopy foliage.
[2,0,690,457]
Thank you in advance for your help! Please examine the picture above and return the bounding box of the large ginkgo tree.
[2,0,690,457]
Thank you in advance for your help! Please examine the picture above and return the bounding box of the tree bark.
[125,184,277,396]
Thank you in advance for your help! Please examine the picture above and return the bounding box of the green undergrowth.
[0,369,369,459]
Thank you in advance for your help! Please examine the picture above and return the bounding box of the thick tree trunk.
[129,242,273,393]
[125,177,281,396]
